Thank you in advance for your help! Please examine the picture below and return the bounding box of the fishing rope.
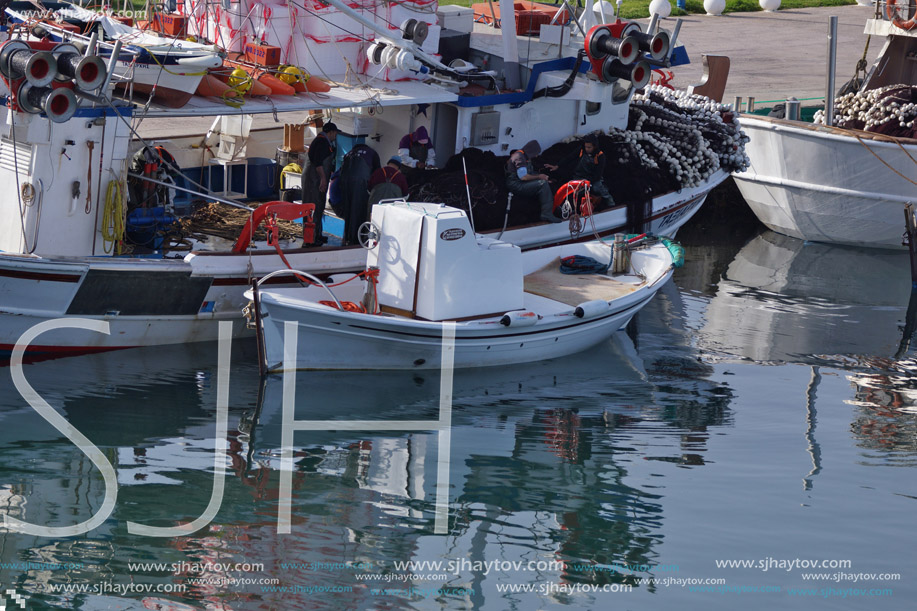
[853,134,917,188]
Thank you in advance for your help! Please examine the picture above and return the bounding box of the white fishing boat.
[733,7,917,249]
[0,0,743,359]
[5,3,224,107]
[247,200,676,371]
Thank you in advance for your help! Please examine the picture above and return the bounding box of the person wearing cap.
[398,126,436,169]
[572,134,613,210]
[301,121,338,246]
[505,139,561,223]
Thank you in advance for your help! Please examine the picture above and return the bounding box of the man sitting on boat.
[505,140,561,224]
[572,134,613,211]
[398,126,436,169]
[302,122,339,246]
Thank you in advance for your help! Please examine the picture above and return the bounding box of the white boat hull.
[255,243,674,371]
[0,248,365,358]
[0,166,712,358]
[733,115,917,249]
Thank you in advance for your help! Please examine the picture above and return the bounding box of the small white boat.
[733,15,917,249]
[247,201,676,372]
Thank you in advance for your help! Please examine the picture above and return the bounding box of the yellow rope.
[853,134,917,188]
[101,179,126,254]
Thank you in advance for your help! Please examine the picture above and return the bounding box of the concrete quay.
[661,4,882,107]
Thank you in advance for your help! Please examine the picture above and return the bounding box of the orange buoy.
[196,74,238,98]
[257,73,296,96]
[222,59,297,96]
[305,76,331,93]
[214,69,273,96]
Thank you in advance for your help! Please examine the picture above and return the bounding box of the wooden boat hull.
[734,114,917,250]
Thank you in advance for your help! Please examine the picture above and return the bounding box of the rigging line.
[287,0,376,43]
[113,99,245,205]
[9,110,35,253]
[853,134,917,188]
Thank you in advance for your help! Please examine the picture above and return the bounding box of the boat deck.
[523,258,642,306]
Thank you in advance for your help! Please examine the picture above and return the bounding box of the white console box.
[369,202,523,321]
[436,6,474,34]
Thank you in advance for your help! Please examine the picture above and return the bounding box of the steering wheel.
[357,222,380,249]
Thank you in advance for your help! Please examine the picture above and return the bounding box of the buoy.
[222,59,297,95]
[256,72,296,95]
[227,67,252,94]
[305,75,331,93]
[278,65,304,84]
[196,74,238,97]
[215,68,273,96]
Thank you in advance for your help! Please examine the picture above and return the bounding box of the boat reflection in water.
[0,297,733,609]
[691,228,917,469]
[697,230,912,364]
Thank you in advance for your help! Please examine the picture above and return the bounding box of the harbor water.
[1,187,914,610]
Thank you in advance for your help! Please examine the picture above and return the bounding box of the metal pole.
[99,40,122,102]
[127,172,254,211]
[733,96,742,112]
[905,204,917,288]
[825,16,838,127]
[786,97,801,121]
[747,96,755,113]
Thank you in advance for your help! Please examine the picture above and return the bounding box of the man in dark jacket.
[572,134,613,210]
[505,140,560,223]
[301,122,338,246]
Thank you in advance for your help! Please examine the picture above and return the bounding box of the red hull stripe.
[0,268,82,283]
[212,275,310,287]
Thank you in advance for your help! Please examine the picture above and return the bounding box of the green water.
[1,207,915,610]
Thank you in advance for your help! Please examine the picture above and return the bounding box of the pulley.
[53,43,106,91]
[16,81,78,122]
[0,41,58,87]
[585,25,639,65]
[601,58,650,89]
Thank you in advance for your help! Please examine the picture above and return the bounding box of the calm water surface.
[1,201,915,610]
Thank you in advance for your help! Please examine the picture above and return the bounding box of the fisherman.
[301,122,338,246]
[338,143,381,245]
[398,126,436,169]
[505,140,561,223]
[572,133,613,210]
[368,157,409,206]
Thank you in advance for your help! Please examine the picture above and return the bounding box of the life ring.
[886,0,917,31]
[553,180,596,217]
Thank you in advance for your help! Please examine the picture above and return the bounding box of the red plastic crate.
[515,10,551,36]
[245,42,282,67]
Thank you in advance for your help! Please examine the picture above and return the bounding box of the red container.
[159,14,187,37]
[515,10,551,36]
[245,42,282,66]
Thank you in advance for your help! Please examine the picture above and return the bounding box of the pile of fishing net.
[177,202,302,243]
[408,87,749,230]
[815,84,917,139]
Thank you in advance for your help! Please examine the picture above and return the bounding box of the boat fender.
[500,311,539,327]
[574,300,611,319]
